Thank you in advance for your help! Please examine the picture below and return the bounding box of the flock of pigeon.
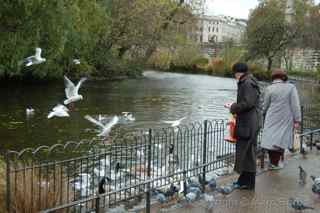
[22,47,187,138]
[292,165,320,211]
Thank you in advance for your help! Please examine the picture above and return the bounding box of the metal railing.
[5,119,238,213]
[299,128,320,153]
[301,105,320,131]
[3,105,317,213]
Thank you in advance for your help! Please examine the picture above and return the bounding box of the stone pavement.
[152,151,320,213]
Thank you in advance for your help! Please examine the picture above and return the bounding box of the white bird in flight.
[162,117,186,127]
[47,104,69,119]
[19,47,46,67]
[64,76,87,105]
[84,115,119,137]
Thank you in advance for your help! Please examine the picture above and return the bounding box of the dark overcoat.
[230,74,260,174]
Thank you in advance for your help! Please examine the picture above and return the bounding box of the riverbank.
[155,65,271,81]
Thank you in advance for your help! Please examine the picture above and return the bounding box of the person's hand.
[294,122,299,129]
[224,102,234,109]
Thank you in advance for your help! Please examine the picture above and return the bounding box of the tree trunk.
[118,46,130,58]
[283,55,289,71]
[267,57,273,72]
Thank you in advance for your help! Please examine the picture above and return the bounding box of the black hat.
[232,62,248,74]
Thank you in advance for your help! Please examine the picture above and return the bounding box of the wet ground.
[152,150,320,213]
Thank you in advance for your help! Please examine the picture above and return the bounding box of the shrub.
[248,63,271,81]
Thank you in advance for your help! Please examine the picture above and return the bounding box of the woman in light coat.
[261,68,301,170]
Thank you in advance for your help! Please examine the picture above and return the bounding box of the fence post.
[183,170,187,196]
[300,106,304,134]
[95,195,100,213]
[300,106,305,153]
[310,133,313,150]
[202,120,208,191]
[6,151,11,212]
[145,128,152,213]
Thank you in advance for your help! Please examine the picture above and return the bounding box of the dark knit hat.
[232,62,248,74]
[271,68,288,81]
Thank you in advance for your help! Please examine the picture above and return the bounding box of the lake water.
[0,71,318,151]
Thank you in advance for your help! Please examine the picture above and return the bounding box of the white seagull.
[47,104,69,119]
[122,112,135,121]
[19,47,46,67]
[84,115,119,137]
[73,59,80,65]
[162,117,186,127]
[26,107,35,116]
[63,75,87,105]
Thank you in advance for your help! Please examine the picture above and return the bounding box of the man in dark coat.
[226,62,260,190]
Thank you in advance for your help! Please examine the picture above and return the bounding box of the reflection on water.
[0,71,318,151]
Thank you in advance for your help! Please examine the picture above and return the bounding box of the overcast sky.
[206,0,320,19]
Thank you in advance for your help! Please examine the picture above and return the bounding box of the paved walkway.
[152,151,320,213]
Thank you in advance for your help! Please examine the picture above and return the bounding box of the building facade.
[282,48,320,71]
[194,15,246,44]
[283,0,319,71]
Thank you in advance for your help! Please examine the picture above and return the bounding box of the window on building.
[208,27,210,32]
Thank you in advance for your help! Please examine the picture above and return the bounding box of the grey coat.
[261,81,301,150]
[230,74,260,174]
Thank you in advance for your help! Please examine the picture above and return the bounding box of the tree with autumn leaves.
[244,0,320,72]
[0,0,204,80]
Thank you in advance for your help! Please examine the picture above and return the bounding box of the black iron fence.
[301,105,320,131]
[4,119,239,213]
[2,105,318,213]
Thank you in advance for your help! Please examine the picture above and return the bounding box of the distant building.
[193,15,246,44]
[283,0,319,71]
[282,48,320,71]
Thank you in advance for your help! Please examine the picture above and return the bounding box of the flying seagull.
[19,47,46,67]
[84,115,119,137]
[162,117,186,127]
[64,76,87,105]
[47,104,69,119]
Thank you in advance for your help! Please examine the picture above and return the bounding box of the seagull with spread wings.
[162,117,186,127]
[84,115,119,137]
[19,47,46,67]
[47,104,69,119]
[63,76,87,105]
